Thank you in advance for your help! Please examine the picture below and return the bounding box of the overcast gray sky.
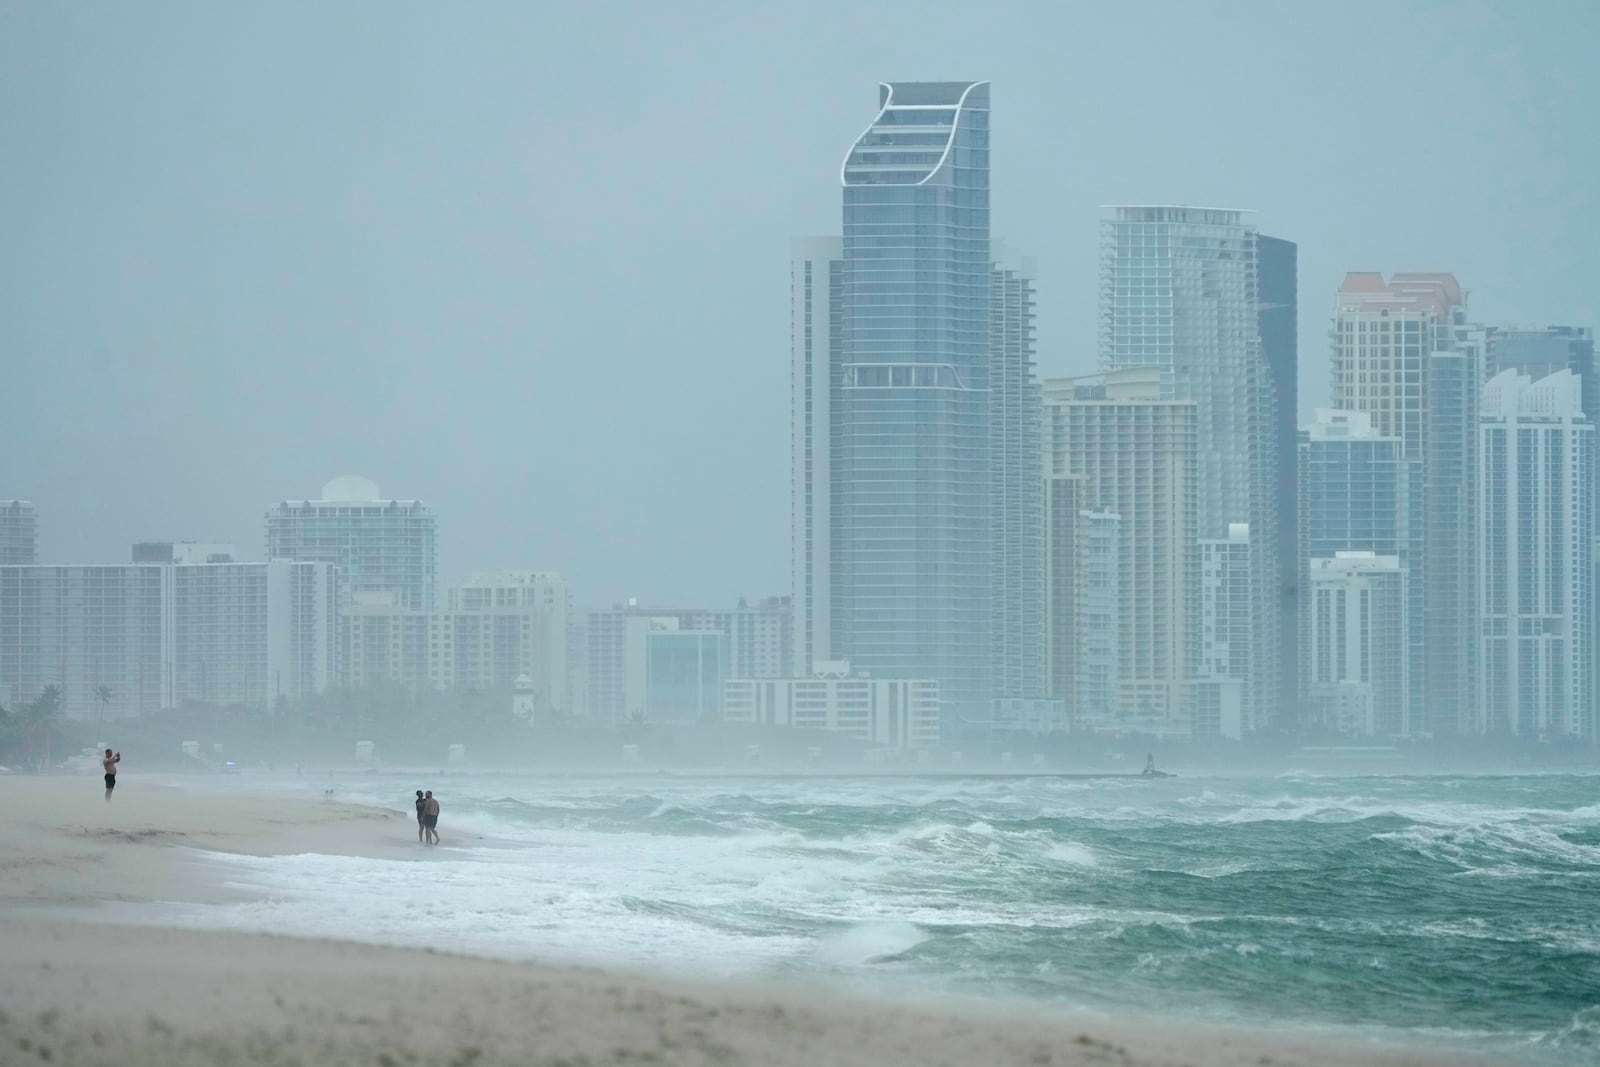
[2,1,1594,606]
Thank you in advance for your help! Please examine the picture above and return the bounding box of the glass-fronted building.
[834,81,994,731]
[1298,409,1422,735]
[645,629,726,725]
[1258,236,1299,725]
[1100,206,1278,731]
[989,257,1045,704]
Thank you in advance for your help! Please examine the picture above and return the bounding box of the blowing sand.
[0,775,1507,1067]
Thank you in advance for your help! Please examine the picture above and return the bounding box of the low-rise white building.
[721,661,940,749]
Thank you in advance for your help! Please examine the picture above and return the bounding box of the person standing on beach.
[422,790,440,845]
[414,790,427,843]
[102,749,121,802]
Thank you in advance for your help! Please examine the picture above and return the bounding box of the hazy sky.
[3,1,1595,606]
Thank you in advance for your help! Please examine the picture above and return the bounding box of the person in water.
[414,789,427,843]
[422,790,440,845]
[102,749,121,802]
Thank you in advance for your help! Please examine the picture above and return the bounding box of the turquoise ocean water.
[163,773,1599,1063]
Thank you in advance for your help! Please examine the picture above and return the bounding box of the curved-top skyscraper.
[834,81,994,728]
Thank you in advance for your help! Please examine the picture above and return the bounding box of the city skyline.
[4,3,1595,607]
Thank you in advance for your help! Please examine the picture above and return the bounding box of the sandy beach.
[0,775,1511,1067]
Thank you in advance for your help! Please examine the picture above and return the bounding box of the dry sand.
[0,775,1509,1067]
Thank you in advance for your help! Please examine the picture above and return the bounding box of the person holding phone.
[102,748,121,802]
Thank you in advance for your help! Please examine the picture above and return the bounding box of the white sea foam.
[137,771,1600,1065]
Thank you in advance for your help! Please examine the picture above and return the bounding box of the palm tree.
[94,684,113,729]
[22,685,64,770]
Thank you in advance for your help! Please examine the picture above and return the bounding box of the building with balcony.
[1477,369,1593,739]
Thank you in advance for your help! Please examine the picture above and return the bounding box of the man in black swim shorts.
[102,749,121,802]
[422,790,440,845]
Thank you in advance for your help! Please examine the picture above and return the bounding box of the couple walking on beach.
[414,790,441,845]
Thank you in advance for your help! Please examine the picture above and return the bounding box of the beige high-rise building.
[341,571,572,718]
[1043,368,1197,735]
[1332,273,1464,461]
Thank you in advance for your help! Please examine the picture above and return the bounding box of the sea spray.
[161,772,1600,1065]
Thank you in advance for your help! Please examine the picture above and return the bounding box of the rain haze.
[5,4,1600,1063]
[3,0,1595,605]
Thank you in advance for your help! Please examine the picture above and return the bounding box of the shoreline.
[0,776,1516,1067]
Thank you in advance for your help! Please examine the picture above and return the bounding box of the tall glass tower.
[1100,206,1279,733]
[834,81,993,729]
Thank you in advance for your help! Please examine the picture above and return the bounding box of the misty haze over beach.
[2,2,1598,1066]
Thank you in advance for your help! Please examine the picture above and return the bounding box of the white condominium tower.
[265,475,438,612]
[0,558,336,718]
[1100,206,1279,732]
[1477,369,1593,739]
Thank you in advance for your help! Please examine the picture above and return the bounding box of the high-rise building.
[1485,326,1595,428]
[265,475,438,612]
[447,572,571,712]
[990,254,1046,703]
[1073,509,1120,728]
[1332,272,1483,737]
[1258,236,1299,725]
[1305,552,1409,737]
[0,559,335,719]
[1332,273,1462,458]
[1043,473,1085,709]
[1193,524,1253,739]
[1100,206,1279,731]
[794,82,1045,736]
[790,237,843,679]
[1298,409,1423,734]
[1477,369,1593,739]
[0,501,38,565]
[832,80,994,732]
[1425,325,1486,738]
[1044,368,1198,735]
[1486,327,1598,737]
[341,572,573,715]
